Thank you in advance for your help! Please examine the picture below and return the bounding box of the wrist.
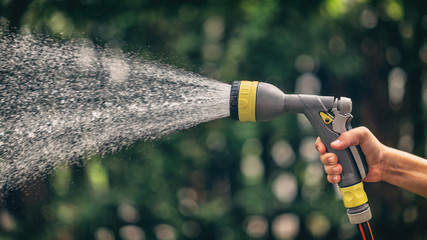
[380,145,408,184]
[378,145,393,182]
[381,145,393,182]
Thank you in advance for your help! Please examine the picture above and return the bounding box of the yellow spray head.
[230,80,286,122]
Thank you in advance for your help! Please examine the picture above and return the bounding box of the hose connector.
[340,182,372,224]
[339,182,368,208]
[347,203,372,224]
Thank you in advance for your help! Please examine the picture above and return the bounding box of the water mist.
[0,30,230,191]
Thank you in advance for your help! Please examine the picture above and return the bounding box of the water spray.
[229,80,374,239]
[0,31,230,192]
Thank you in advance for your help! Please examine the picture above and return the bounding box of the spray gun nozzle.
[229,80,373,227]
[229,80,285,122]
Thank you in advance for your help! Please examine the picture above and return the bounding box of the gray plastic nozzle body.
[255,82,286,121]
[255,83,336,120]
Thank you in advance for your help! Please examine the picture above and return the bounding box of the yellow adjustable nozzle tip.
[230,80,285,122]
[236,81,258,122]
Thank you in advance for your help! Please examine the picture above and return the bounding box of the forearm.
[382,146,427,198]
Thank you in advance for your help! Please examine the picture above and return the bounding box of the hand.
[314,127,386,184]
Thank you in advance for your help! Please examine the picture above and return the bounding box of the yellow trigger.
[320,112,334,124]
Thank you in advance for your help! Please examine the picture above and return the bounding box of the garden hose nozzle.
[230,80,372,225]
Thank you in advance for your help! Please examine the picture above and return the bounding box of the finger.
[320,153,338,165]
[330,127,371,150]
[327,174,341,184]
[314,137,326,154]
[324,164,342,175]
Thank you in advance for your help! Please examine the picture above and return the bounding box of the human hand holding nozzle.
[229,80,426,239]
[315,127,385,184]
[315,127,427,198]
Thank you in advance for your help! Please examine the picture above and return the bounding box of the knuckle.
[340,131,350,139]
[322,153,336,164]
[324,165,334,174]
[314,144,320,151]
[358,126,369,133]
[357,126,369,137]
[321,156,330,164]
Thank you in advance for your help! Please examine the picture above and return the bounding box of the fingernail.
[333,176,339,182]
[332,140,341,146]
[328,157,334,164]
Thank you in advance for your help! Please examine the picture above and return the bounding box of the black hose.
[358,221,374,240]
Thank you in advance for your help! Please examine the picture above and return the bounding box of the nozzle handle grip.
[318,126,367,188]
[299,95,368,188]
[297,94,371,223]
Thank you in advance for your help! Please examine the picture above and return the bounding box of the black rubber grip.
[230,81,240,120]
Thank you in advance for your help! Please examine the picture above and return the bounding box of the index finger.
[314,137,327,154]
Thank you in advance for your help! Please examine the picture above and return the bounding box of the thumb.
[330,139,346,150]
[330,127,367,150]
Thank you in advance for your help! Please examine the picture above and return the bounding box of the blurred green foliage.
[1,0,427,239]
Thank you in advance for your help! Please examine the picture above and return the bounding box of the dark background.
[1,0,427,239]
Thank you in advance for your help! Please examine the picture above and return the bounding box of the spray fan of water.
[0,30,231,192]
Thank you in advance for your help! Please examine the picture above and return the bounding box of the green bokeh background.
[1,0,427,239]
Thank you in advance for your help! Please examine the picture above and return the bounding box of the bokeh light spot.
[272,213,300,239]
[154,224,176,240]
[295,54,316,73]
[306,212,330,238]
[272,173,298,204]
[118,202,140,223]
[96,227,115,240]
[206,131,227,151]
[244,215,268,238]
[271,140,295,168]
[299,137,319,162]
[359,9,378,29]
[403,205,418,223]
[242,138,263,157]
[295,73,321,95]
[0,211,16,232]
[386,1,404,21]
[241,156,264,181]
[388,67,407,110]
[119,225,145,240]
